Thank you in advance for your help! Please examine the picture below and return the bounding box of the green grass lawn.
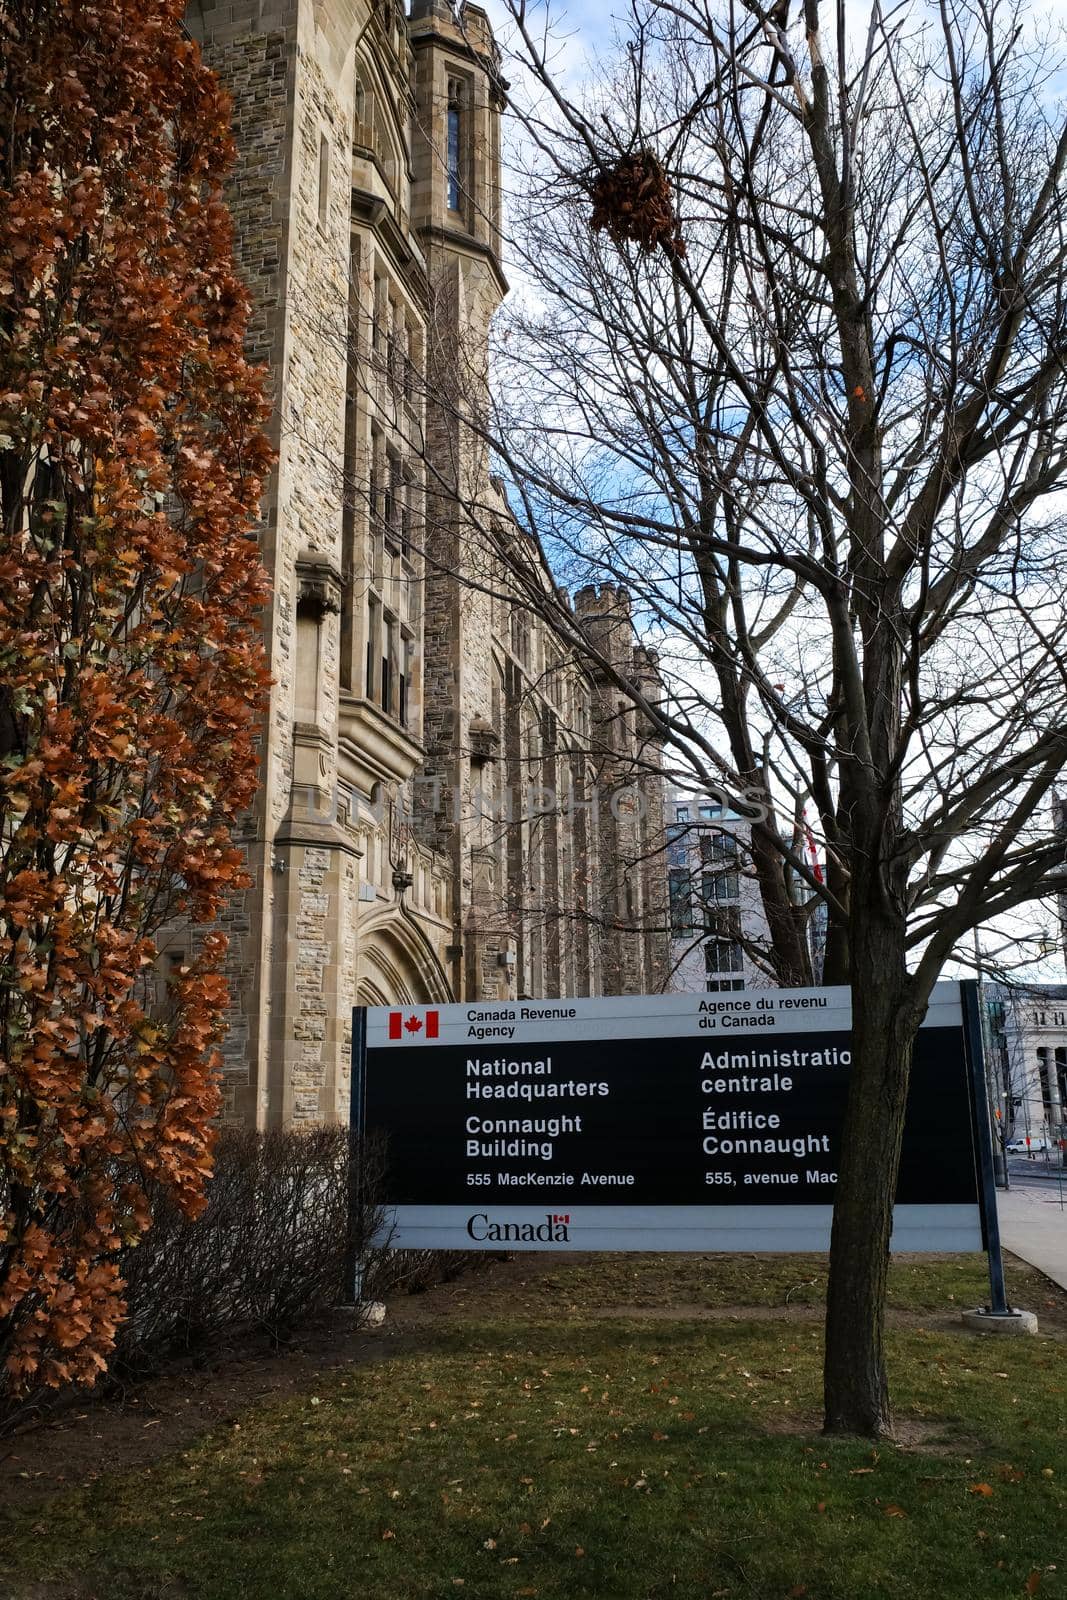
[2,1255,1064,1600]
[444,1251,1044,1315]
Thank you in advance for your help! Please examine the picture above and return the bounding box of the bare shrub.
[114,1126,354,1365]
[1,1125,479,1431]
[115,1125,477,1365]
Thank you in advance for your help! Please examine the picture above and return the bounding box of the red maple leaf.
[404,1016,423,1033]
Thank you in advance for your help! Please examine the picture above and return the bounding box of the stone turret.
[409,0,510,1001]
[190,0,372,1125]
[574,584,633,671]
[185,1,666,1129]
[572,585,669,995]
[408,0,504,261]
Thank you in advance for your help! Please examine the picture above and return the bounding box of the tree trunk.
[823,913,923,1436]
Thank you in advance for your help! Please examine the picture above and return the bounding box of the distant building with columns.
[986,983,1067,1149]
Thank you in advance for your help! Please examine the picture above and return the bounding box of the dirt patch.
[0,1313,408,1511]
[0,1264,518,1512]
[755,1407,985,1453]
[890,1420,988,1455]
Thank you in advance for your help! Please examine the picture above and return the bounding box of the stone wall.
[192,0,298,1124]
[194,0,670,1127]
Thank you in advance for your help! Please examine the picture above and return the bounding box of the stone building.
[185,0,668,1127]
[986,983,1067,1153]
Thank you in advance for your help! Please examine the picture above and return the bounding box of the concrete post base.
[961,1307,1038,1336]
[337,1300,387,1327]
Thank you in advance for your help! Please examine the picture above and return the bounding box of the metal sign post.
[960,980,1017,1320]
[346,1005,368,1306]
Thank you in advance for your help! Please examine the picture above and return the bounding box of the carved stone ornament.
[468,714,500,766]
[295,551,343,620]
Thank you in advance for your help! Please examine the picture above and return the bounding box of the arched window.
[447,78,463,211]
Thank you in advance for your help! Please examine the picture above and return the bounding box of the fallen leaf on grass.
[969,1483,994,1498]
[575,1546,585,1558]
[381,1530,395,1541]
[1025,1573,1042,1596]
[884,1505,908,1518]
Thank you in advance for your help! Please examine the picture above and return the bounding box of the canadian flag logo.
[552,1214,570,1224]
[388,1010,439,1040]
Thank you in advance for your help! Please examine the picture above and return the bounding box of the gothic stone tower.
[187,0,505,1126]
[187,0,666,1127]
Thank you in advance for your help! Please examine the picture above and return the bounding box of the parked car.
[1005,1134,1053,1154]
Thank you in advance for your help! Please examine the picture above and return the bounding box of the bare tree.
[459,0,1067,1436]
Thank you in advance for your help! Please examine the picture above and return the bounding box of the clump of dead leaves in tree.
[0,0,272,1394]
[590,150,686,260]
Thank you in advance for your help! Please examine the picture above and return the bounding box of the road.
[1004,1148,1067,1194]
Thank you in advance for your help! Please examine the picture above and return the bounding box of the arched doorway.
[355,907,453,1009]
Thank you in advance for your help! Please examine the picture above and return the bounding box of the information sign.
[358,984,984,1253]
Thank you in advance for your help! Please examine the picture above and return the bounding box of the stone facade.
[986,983,1067,1152]
[187,0,667,1127]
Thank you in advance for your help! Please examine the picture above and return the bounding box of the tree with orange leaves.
[0,0,272,1391]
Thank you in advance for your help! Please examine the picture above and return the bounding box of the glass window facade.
[669,869,693,934]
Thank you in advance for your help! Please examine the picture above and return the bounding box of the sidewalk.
[997,1182,1067,1292]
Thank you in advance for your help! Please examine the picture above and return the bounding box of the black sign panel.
[363,1019,979,1214]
